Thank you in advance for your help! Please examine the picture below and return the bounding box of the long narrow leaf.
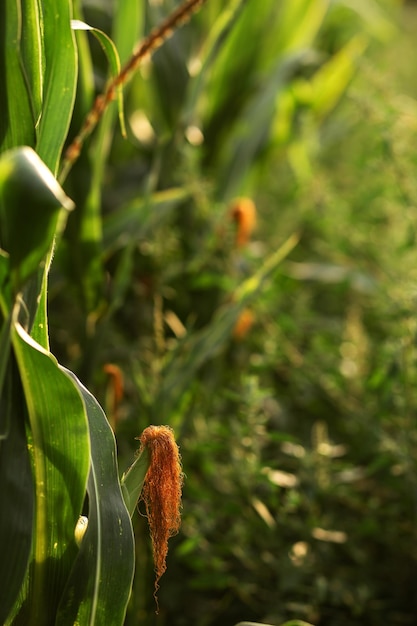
[310,34,368,119]
[71,19,126,136]
[11,326,90,625]
[0,306,13,438]
[57,370,135,626]
[36,0,78,175]
[0,0,36,151]
[0,362,34,625]
[20,0,44,128]
[0,147,74,294]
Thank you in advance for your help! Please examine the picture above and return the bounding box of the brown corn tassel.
[138,425,183,608]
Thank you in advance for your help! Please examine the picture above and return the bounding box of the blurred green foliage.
[46,0,417,624]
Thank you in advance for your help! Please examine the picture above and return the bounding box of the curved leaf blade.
[71,19,126,136]
[11,325,90,625]
[57,371,135,626]
[0,147,74,292]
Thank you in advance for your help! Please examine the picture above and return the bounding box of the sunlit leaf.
[277,0,330,52]
[11,325,90,624]
[310,34,368,119]
[0,147,73,292]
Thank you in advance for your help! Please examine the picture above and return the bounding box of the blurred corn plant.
[50,0,395,416]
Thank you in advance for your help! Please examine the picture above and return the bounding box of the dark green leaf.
[0,0,36,151]
[0,306,13,437]
[57,370,135,626]
[0,362,34,625]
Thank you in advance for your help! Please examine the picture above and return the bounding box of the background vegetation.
[3,0,417,624]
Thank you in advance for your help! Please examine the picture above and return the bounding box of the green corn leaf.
[29,265,50,349]
[200,0,273,123]
[216,51,312,198]
[36,0,78,175]
[0,147,74,294]
[111,0,143,65]
[0,249,13,439]
[0,0,36,151]
[184,0,246,124]
[277,0,330,52]
[120,446,150,518]
[56,11,129,312]
[310,34,368,120]
[345,0,396,41]
[57,370,135,626]
[10,324,90,625]
[0,307,13,438]
[201,0,321,138]
[0,362,34,625]
[58,0,143,313]
[72,6,95,116]
[20,0,44,129]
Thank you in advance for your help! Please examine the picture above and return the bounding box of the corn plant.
[0,1,199,624]
[0,0,393,624]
